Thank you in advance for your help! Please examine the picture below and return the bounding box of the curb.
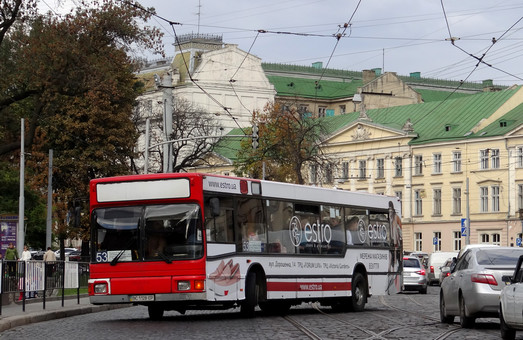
[0,303,129,332]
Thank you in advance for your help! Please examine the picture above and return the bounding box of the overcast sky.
[43,0,523,86]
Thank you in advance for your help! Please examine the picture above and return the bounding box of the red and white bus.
[88,173,403,319]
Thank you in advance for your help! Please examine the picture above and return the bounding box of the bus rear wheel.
[148,305,164,320]
[350,272,367,312]
[241,272,259,318]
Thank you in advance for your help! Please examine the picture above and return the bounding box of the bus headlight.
[94,283,108,294]
[178,281,191,291]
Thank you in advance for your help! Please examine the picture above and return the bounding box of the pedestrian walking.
[43,247,56,278]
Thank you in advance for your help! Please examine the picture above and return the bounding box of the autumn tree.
[138,97,223,173]
[234,103,332,184]
[0,0,163,250]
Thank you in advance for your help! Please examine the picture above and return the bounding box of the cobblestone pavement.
[0,286,509,340]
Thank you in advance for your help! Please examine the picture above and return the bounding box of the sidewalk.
[0,294,128,332]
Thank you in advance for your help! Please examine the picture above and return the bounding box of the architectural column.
[367,157,374,193]
[508,146,516,217]
[404,153,412,220]
[385,155,393,196]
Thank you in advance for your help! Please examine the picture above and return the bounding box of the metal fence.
[0,260,89,314]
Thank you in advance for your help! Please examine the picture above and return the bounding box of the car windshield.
[403,258,420,268]
[476,249,523,266]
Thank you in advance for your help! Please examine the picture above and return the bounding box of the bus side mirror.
[209,198,220,217]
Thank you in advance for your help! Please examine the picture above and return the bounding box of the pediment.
[506,123,523,137]
[326,121,414,144]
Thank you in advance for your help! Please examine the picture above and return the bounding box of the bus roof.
[91,173,401,216]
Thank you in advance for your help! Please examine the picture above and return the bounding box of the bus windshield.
[93,204,203,264]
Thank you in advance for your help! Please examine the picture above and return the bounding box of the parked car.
[427,251,457,285]
[500,254,523,340]
[55,248,77,260]
[410,251,429,269]
[438,258,455,285]
[402,256,428,294]
[439,246,523,328]
[67,250,82,261]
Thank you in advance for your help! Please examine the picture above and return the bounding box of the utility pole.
[161,73,173,173]
[18,118,25,256]
[46,149,53,249]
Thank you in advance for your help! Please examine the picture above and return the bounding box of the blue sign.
[517,238,522,247]
[433,237,438,245]
[461,218,468,237]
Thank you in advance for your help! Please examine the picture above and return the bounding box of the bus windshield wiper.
[110,237,137,266]
[157,251,172,264]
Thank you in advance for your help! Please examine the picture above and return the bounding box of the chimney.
[363,69,376,84]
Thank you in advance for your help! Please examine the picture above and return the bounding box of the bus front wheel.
[350,272,367,312]
[241,271,259,318]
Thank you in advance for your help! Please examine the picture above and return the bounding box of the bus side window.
[266,200,293,254]
[205,197,234,243]
[236,197,266,252]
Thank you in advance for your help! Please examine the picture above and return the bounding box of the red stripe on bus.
[267,281,351,292]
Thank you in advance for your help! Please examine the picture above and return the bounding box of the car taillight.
[471,274,498,285]
[445,272,450,277]
[416,269,426,276]
[430,266,434,273]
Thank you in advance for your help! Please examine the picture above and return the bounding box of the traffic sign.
[517,238,522,247]
[461,218,468,237]
[433,237,438,245]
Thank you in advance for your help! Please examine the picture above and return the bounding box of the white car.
[500,255,523,340]
[55,248,77,260]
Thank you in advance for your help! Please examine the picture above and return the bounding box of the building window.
[453,188,462,214]
[453,231,462,251]
[376,158,384,178]
[414,155,423,175]
[318,106,327,117]
[415,232,422,252]
[339,105,346,114]
[491,149,500,169]
[481,234,490,243]
[519,184,523,210]
[310,164,317,184]
[492,185,500,212]
[518,147,523,168]
[480,149,489,170]
[480,187,489,212]
[414,189,423,216]
[359,160,366,179]
[433,189,442,215]
[394,157,402,177]
[342,161,349,179]
[492,233,501,245]
[325,165,333,184]
[452,151,462,172]
[433,232,441,252]
[433,153,441,174]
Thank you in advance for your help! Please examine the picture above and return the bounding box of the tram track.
[280,293,499,340]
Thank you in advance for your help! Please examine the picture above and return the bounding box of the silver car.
[440,246,523,328]
[402,256,428,294]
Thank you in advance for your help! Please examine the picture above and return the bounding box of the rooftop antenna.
[197,0,201,34]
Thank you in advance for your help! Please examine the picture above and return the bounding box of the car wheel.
[439,293,454,324]
[500,306,516,340]
[459,294,475,328]
[420,286,427,294]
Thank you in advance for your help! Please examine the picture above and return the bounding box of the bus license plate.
[130,295,154,302]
